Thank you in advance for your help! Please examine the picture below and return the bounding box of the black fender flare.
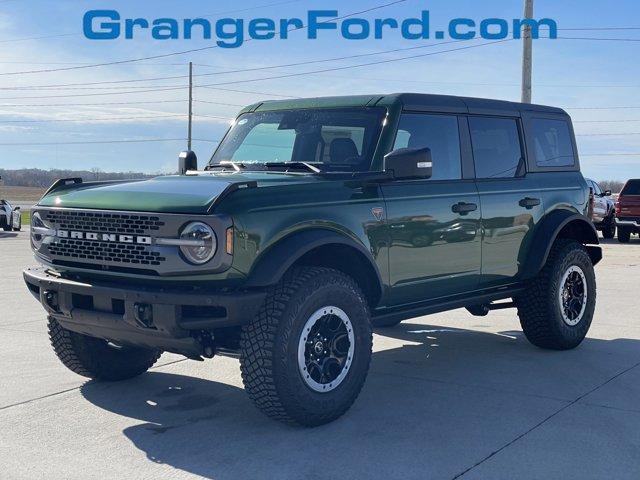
[244,229,383,299]
[521,210,601,279]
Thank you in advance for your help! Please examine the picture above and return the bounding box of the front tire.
[48,317,162,381]
[516,240,596,350]
[602,215,616,239]
[240,267,373,426]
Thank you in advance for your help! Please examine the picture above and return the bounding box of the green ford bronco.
[25,94,601,426]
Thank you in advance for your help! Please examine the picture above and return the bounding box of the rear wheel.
[13,216,21,232]
[240,267,372,426]
[618,227,631,243]
[516,240,596,350]
[48,317,162,381]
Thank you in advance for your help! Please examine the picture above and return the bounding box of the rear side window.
[469,117,523,179]
[394,113,462,181]
[622,180,640,195]
[530,118,575,168]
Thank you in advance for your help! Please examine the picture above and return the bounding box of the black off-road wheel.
[516,240,596,350]
[240,267,373,426]
[602,215,616,239]
[48,317,162,381]
[618,227,631,243]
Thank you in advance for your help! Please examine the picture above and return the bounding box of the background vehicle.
[586,179,616,239]
[0,199,21,232]
[24,94,601,426]
[615,179,640,243]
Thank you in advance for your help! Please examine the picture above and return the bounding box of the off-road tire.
[618,227,631,243]
[48,317,162,381]
[240,267,373,426]
[602,215,616,239]
[516,240,596,350]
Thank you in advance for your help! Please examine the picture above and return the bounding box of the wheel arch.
[244,229,384,308]
[522,210,602,280]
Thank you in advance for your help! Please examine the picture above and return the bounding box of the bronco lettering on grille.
[56,230,152,245]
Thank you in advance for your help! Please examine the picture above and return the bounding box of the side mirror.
[14,207,20,211]
[384,147,433,180]
[179,151,198,175]
[603,190,612,197]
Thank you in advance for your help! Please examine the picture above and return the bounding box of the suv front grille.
[44,210,165,236]
[40,209,170,273]
[48,239,166,266]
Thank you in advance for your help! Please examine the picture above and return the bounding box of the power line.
[192,38,515,88]
[0,138,221,146]
[0,0,408,77]
[0,100,235,108]
[196,87,299,98]
[0,114,188,124]
[576,132,640,137]
[0,86,187,101]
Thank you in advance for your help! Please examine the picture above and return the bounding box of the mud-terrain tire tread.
[516,239,596,350]
[48,317,161,381]
[240,267,372,426]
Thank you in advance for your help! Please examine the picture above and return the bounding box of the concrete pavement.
[0,230,639,479]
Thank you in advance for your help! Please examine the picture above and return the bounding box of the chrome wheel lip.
[558,265,588,327]
[297,306,355,393]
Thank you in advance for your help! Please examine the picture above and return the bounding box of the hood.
[37,172,322,214]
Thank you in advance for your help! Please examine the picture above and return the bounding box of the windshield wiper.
[264,162,321,174]
[205,160,245,172]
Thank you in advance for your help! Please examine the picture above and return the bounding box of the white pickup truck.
[0,199,22,232]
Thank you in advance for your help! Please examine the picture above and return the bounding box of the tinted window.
[530,118,575,167]
[591,181,602,196]
[394,114,462,180]
[622,180,640,195]
[469,117,523,179]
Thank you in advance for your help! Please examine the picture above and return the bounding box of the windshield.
[210,108,385,173]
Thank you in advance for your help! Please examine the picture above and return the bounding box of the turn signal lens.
[226,227,234,255]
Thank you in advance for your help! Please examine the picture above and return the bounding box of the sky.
[0,0,639,181]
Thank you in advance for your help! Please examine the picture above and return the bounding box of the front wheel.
[516,240,596,350]
[240,267,373,426]
[602,215,616,239]
[48,317,162,381]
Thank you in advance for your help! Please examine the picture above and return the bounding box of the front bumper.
[24,267,266,357]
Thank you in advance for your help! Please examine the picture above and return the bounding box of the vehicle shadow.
[0,232,18,239]
[79,321,640,479]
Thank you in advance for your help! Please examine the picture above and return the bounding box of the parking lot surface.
[1,230,639,480]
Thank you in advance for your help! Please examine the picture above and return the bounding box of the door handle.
[452,202,478,215]
[519,197,541,209]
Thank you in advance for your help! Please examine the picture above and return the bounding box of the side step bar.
[372,287,524,325]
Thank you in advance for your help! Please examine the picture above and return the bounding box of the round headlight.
[31,212,48,249]
[179,222,217,265]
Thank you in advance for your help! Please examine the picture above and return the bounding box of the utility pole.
[188,61,193,151]
[521,0,534,104]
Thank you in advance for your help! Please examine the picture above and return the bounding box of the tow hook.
[196,332,216,359]
[43,290,60,313]
[134,303,155,329]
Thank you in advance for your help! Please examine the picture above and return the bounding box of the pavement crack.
[451,359,640,479]
[0,358,189,412]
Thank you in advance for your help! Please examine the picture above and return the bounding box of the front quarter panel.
[216,179,390,298]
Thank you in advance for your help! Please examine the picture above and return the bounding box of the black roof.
[242,93,568,117]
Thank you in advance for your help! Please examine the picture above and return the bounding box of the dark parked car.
[586,179,616,239]
[615,179,640,242]
[24,94,601,426]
